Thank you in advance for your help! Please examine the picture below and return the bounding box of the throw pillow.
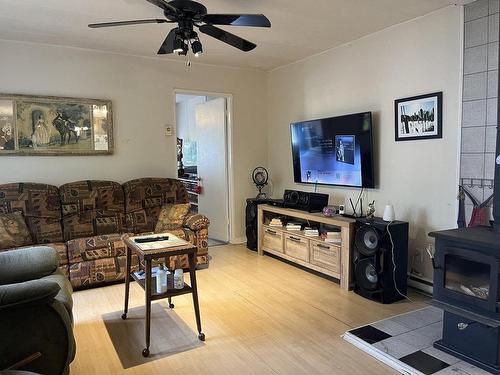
[155,203,191,232]
[0,212,34,250]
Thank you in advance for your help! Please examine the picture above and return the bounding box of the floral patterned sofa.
[0,178,210,289]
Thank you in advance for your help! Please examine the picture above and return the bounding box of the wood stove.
[429,33,500,373]
[430,228,500,374]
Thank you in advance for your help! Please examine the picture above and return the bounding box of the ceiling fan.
[88,0,271,57]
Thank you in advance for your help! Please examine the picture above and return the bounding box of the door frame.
[173,88,234,243]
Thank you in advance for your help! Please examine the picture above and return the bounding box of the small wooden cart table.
[121,234,205,358]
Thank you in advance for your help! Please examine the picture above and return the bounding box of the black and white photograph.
[335,135,355,164]
[395,92,442,141]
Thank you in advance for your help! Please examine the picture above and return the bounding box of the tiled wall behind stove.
[461,0,499,220]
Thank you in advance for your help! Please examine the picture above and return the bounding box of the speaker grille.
[355,258,379,291]
[355,225,380,256]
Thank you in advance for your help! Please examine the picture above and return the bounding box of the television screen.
[290,112,374,188]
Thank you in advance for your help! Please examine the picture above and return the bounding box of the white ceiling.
[0,0,470,70]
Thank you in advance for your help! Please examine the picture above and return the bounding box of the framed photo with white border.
[395,92,442,142]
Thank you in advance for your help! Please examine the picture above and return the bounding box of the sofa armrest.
[0,246,59,285]
[183,213,210,231]
[0,279,60,311]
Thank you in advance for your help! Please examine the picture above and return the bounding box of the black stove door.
[435,246,499,313]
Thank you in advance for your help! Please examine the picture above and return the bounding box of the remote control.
[134,236,169,243]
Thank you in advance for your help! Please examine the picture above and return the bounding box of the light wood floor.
[71,244,429,375]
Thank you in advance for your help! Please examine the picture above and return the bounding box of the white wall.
[0,40,268,242]
[266,6,462,280]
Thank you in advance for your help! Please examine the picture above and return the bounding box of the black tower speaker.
[353,217,409,304]
[245,198,268,251]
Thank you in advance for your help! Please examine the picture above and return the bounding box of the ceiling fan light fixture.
[88,0,271,56]
[172,35,184,53]
[191,39,203,57]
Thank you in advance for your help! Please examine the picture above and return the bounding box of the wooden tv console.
[257,204,356,290]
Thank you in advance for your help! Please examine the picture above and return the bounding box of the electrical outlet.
[165,125,173,136]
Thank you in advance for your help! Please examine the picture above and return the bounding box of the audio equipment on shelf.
[283,189,329,213]
[353,217,408,304]
[245,198,269,251]
[267,198,284,207]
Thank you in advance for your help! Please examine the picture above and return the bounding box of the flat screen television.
[290,112,375,188]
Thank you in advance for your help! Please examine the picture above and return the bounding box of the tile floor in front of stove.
[346,306,493,375]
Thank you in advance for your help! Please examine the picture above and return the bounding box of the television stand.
[257,204,356,290]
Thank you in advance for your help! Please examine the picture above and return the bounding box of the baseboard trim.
[230,236,246,244]
[407,274,433,295]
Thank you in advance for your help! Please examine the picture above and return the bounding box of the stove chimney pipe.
[494,26,500,232]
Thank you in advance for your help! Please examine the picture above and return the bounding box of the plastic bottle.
[174,268,184,289]
[156,264,167,293]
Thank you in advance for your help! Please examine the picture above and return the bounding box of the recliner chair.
[0,246,76,375]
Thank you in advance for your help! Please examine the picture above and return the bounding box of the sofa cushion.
[125,208,160,234]
[0,212,33,250]
[59,180,125,241]
[183,213,210,231]
[155,203,191,232]
[69,254,139,289]
[62,210,125,241]
[123,178,189,233]
[66,233,127,264]
[0,183,63,243]
[60,180,124,214]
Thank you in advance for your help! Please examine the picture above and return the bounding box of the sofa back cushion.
[0,212,33,250]
[0,183,63,243]
[123,178,189,234]
[59,180,125,241]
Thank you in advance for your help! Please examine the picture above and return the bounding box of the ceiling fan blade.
[202,14,271,28]
[88,19,167,28]
[157,28,177,54]
[145,0,178,13]
[198,25,256,52]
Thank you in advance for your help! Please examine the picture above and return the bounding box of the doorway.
[175,92,231,245]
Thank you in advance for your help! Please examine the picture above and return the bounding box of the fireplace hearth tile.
[415,321,444,341]
[398,330,436,350]
[454,360,494,375]
[373,336,419,359]
[433,366,471,375]
[399,351,450,375]
[343,307,492,375]
[422,346,461,366]
[349,325,391,344]
[372,319,411,336]
[392,310,435,330]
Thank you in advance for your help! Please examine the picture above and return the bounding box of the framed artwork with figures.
[395,92,442,142]
[0,94,113,155]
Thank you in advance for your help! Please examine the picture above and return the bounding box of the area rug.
[103,302,203,368]
[343,306,491,375]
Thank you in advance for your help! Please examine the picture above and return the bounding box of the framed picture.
[395,92,442,141]
[0,94,113,155]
